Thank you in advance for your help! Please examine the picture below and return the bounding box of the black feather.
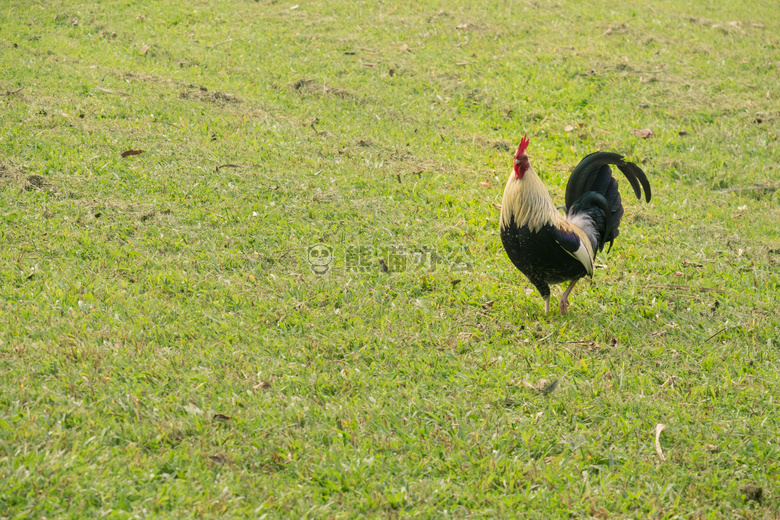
[569,192,611,252]
[616,162,652,203]
[564,152,651,254]
[565,152,651,207]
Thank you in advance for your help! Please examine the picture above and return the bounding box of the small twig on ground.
[702,326,735,344]
[215,163,262,171]
[716,184,778,193]
[1,87,24,96]
[206,38,233,48]
[96,86,130,96]
[644,284,726,294]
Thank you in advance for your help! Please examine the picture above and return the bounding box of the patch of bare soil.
[179,85,240,104]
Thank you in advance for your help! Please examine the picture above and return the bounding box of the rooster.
[499,135,651,314]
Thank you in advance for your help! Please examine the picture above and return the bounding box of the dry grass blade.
[655,423,667,461]
[97,87,130,97]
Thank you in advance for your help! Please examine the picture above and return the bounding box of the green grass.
[1,0,779,517]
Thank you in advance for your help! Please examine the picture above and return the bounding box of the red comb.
[516,134,530,157]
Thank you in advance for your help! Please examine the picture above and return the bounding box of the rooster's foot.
[559,280,578,315]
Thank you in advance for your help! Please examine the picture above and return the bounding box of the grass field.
[1,0,779,517]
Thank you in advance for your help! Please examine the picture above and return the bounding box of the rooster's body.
[500,136,651,314]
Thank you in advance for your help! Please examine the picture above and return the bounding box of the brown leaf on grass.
[121,149,144,158]
[253,381,272,390]
[455,61,471,66]
[564,124,575,132]
[456,23,469,30]
[97,86,130,97]
[479,181,492,187]
[213,413,231,422]
[633,128,654,139]
[493,203,502,211]
[706,443,719,452]
[139,44,150,55]
[400,43,410,52]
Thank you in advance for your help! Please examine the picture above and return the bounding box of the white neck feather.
[500,166,561,232]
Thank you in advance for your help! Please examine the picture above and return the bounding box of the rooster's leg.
[532,281,552,315]
[559,280,578,315]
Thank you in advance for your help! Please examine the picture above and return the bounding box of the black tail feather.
[565,152,651,207]
[615,161,652,203]
[564,152,651,253]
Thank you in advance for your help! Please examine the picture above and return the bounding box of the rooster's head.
[513,134,530,179]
